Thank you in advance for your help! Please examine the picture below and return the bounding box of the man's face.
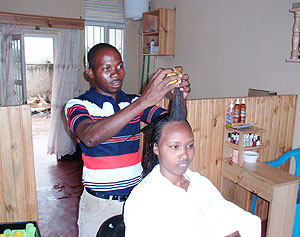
[87,48,125,99]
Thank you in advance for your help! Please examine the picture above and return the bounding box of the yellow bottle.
[13,231,23,237]
[166,70,182,85]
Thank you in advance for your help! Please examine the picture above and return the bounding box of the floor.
[32,113,83,236]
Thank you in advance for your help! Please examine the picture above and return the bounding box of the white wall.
[2,0,299,148]
[148,0,300,148]
[0,0,83,19]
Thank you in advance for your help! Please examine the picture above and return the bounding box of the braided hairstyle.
[142,88,188,177]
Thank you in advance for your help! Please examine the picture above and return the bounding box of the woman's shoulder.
[128,166,160,196]
[186,169,217,189]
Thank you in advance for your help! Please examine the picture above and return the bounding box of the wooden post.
[0,105,38,223]
[290,9,300,59]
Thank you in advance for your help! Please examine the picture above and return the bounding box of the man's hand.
[172,66,190,100]
[140,66,191,107]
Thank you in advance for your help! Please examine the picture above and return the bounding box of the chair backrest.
[251,148,300,214]
[266,148,300,194]
[96,214,125,237]
[266,148,300,177]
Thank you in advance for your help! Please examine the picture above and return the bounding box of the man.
[65,43,190,236]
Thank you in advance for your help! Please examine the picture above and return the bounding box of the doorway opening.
[23,34,83,235]
[24,34,55,115]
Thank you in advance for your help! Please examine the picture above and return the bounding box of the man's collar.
[88,87,130,102]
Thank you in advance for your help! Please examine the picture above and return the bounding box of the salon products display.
[227,132,261,147]
[226,98,247,127]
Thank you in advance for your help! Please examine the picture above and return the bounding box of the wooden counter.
[221,159,300,237]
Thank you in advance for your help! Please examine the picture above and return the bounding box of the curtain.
[1,24,25,105]
[47,28,80,158]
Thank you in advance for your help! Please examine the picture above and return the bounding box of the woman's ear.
[153,143,159,156]
[87,68,94,79]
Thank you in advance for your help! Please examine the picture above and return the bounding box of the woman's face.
[153,121,195,183]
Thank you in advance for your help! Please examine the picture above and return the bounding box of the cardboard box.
[248,88,277,96]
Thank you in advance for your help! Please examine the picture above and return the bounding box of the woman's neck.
[174,176,190,192]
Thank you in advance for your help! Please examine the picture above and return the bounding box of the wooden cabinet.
[223,126,265,166]
[142,8,175,56]
[221,159,300,237]
[221,125,300,236]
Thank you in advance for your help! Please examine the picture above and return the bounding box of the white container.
[244,151,259,163]
[232,149,239,164]
[124,0,150,20]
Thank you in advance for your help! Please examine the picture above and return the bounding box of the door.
[12,34,27,104]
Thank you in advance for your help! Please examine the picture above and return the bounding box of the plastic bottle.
[226,100,234,127]
[150,39,155,54]
[232,149,239,164]
[233,98,241,124]
[256,136,261,146]
[13,232,23,237]
[240,98,246,124]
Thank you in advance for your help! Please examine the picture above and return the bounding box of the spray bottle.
[240,98,246,124]
[233,98,241,124]
[226,100,234,127]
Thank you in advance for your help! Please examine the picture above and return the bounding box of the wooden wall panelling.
[144,95,297,221]
[155,95,297,189]
[0,105,38,223]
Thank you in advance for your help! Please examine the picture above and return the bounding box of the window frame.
[85,20,126,69]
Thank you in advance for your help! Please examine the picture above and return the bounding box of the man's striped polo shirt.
[65,88,166,196]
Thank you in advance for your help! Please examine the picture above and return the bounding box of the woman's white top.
[124,165,261,237]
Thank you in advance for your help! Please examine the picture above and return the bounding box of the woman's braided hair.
[142,88,189,177]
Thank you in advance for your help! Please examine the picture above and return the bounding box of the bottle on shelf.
[232,149,239,164]
[226,100,234,127]
[150,39,155,54]
[256,136,261,146]
[240,98,246,124]
[233,99,241,124]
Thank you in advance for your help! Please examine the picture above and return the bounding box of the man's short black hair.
[87,43,120,69]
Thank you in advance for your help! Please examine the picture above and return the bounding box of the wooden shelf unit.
[223,126,266,166]
[221,125,300,236]
[221,159,300,237]
[142,8,175,56]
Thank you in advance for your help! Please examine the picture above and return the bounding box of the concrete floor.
[32,114,83,236]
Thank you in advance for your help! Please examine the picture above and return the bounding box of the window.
[85,22,126,69]
[84,0,126,69]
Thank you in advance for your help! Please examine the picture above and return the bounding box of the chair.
[251,148,300,237]
[96,214,125,237]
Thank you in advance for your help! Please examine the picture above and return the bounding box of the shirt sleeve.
[140,105,167,123]
[65,99,94,137]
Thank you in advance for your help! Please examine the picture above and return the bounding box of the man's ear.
[153,143,159,156]
[87,68,94,79]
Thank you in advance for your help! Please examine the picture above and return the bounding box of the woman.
[123,112,261,237]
